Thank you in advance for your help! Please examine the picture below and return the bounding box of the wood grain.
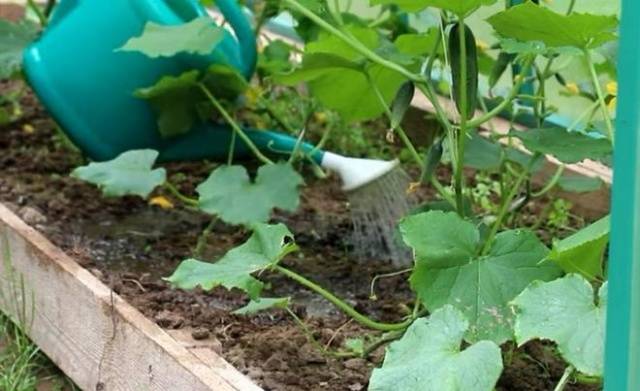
[0,202,262,391]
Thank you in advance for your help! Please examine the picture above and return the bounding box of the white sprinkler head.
[320,152,400,191]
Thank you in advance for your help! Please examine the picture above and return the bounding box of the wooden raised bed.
[0,202,262,391]
[0,4,610,390]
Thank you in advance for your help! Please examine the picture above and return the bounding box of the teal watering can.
[23,0,398,191]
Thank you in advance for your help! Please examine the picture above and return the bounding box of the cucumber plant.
[3,0,620,389]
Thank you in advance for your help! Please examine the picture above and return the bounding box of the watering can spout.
[320,152,400,191]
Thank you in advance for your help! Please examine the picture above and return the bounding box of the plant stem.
[194,219,216,258]
[574,373,603,385]
[531,164,564,198]
[369,268,413,299]
[368,76,455,206]
[227,130,236,165]
[198,83,274,165]
[44,0,56,17]
[163,182,199,207]
[480,163,530,255]
[467,56,535,128]
[368,76,423,167]
[454,17,469,217]
[566,100,600,133]
[275,265,413,331]
[260,96,299,135]
[584,49,615,143]
[360,331,404,357]
[331,0,344,25]
[554,366,575,391]
[26,0,47,27]
[283,0,421,83]
[285,308,354,358]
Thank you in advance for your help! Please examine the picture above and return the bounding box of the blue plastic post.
[604,0,640,390]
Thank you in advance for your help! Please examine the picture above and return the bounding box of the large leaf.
[511,128,612,164]
[513,274,607,376]
[488,2,618,49]
[197,163,303,226]
[0,19,38,79]
[258,40,294,76]
[166,224,296,299]
[463,131,502,171]
[369,306,503,391]
[394,30,441,57]
[233,297,291,315]
[547,215,609,280]
[371,0,498,16]
[202,64,248,99]
[400,211,562,343]
[135,65,247,137]
[71,150,166,198]
[135,70,201,138]
[119,16,225,57]
[558,174,604,193]
[273,26,406,122]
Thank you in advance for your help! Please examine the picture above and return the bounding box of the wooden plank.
[0,202,262,391]
[410,92,613,185]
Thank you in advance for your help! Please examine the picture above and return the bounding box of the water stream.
[347,167,414,267]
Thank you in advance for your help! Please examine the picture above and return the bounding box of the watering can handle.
[213,0,257,78]
[168,0,257,77]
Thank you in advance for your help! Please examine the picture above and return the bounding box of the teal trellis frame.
[604,0,640,390]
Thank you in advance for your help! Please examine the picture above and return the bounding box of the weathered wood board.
[0,203,262,391]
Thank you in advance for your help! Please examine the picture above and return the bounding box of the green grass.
[0,313,77,391]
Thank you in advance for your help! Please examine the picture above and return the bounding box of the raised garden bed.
[0,80,607,390]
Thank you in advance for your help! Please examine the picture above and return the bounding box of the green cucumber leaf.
[369,305,503,391]
[135,70,201,138]
[272,26,407,122]
[499,38,581,56]
[0,19,38,79]
[488,2,618,49]
[135,65,246,137]
[463,131,502,171]
[370,0,498,16]
[511,128,612,164]
[547,215,609,280]
[119,16,225,57]
[233,297,291,315]
[394,30,441,57]
[166,224,296,299]
[400,211,562,343]
[71,149,166,198]
[197,163,303,226]
[513,274,606,377]
[273,52,363,84]
[558,174,604,193]
[258,40,294,76]
[202,64,249,100]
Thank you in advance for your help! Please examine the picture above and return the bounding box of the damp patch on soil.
[0,81,602,391]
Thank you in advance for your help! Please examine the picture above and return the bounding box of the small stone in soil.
[300,344,327,364]
[264,354,288,371]
[18,206,47,225]
[191,327,210,340]
[245,366,264,380]
[153,310,184,329]
[343,358,368,371]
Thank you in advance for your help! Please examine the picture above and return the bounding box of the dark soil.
[0,78,602,391]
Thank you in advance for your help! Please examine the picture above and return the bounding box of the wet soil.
[0,80,602,390]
